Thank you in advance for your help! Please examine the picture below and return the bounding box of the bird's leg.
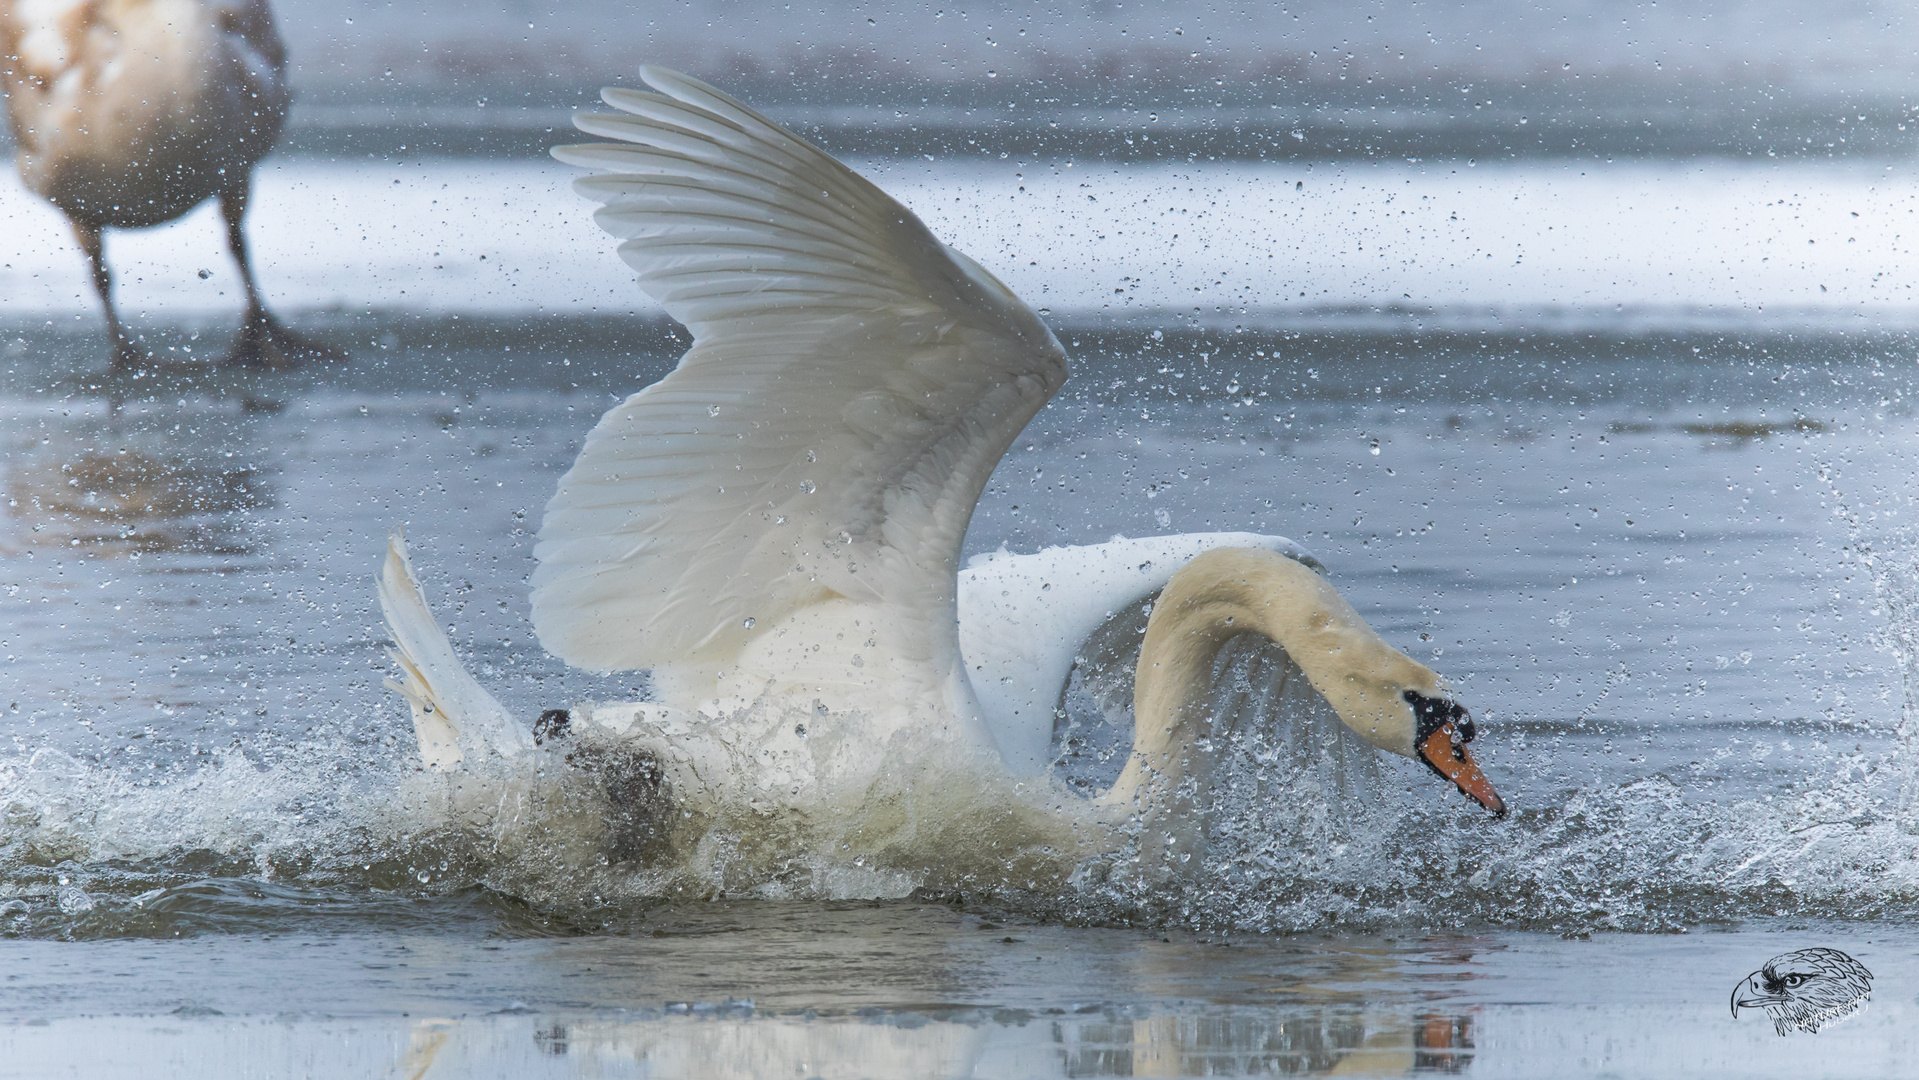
[219,182,343,368]
[224,180,268,318]
[71,217,144,370]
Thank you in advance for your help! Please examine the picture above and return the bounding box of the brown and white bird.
[1731,947,1873,1035]
[1,0,336,368]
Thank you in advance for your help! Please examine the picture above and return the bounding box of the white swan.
[378,67,1503,879]
[1,0,336,368]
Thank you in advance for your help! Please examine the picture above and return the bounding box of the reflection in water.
[6,446,268,554]
[4,927,1915,1078]
[396,1008,1475,1079]
[401,1019,457,1080]
[1074,1012,1472,1077]
[370,922,1492,1078]
[1413,1014,1474,1074]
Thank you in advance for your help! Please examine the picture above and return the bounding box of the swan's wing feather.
[535,66,1067,671]
[379,530,533,766]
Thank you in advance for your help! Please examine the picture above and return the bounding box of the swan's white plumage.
[534,66,1066,674]
[957,532,1320,773]
[377,67,1507,862]
[379,531,531,769]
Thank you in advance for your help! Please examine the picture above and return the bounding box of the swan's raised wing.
[535,66,1066,672]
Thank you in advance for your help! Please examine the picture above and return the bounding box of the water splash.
[9,642,1919,940]
[1818,459,1919,832]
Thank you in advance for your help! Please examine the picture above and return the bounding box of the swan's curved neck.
[1104,547,1440,815]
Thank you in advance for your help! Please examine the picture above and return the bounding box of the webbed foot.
[108,338,154,373]
[224,309,346,369]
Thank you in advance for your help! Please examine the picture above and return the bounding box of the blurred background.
[273,0,1919,160]
[9,0,1918,332]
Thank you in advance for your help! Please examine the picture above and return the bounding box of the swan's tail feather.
[379,529,533,769]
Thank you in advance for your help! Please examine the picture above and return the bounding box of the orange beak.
[1418,722,1507,817]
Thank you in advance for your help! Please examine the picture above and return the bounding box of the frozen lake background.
[7,3,1919,1075]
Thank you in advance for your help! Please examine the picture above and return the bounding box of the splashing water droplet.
[57,885,94,915]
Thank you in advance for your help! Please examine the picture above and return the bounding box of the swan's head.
[1138,546,1507,817]
[1400,689,1505,817]
[1278,592,1506,817]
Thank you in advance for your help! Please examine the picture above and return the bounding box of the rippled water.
[5,313,1917,910]
[5,150,1919,1071]
[4,910,1918,1078]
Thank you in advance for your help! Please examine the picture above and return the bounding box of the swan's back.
[535,67,1067,694]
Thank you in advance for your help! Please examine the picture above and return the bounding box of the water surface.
[4,147,1918,1074]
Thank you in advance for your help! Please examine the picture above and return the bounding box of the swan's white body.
[378,68,1503,879]
[382,527,1320,801]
